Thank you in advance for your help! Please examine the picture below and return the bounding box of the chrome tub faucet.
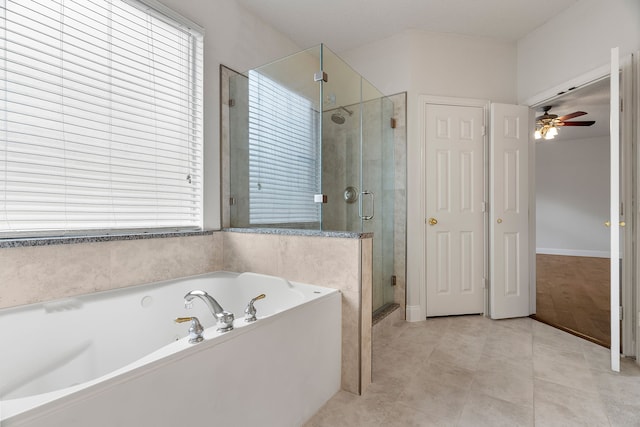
[184,290,235,332]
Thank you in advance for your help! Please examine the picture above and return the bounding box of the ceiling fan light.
[547,126,558,138]
[534,129,541,139]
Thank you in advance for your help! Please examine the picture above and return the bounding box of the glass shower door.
[361,89,395,313]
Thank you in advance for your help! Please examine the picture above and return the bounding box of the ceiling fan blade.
[557,111,587,121]
[557,120,596,126]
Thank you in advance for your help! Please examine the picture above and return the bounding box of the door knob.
[428,217,438,225]
[604,221,626,227]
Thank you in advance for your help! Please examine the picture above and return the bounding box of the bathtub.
[0,271,341,427]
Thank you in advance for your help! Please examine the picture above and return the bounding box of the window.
[248,70,320,225]
[0,0,203,237]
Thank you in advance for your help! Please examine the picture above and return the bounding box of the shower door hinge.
[390,118,397,129]
[314,71,328,82]
[391,275,397,287]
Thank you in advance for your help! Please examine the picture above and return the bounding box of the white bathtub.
[0,271,341,426]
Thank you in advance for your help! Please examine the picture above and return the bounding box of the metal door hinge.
[314,194,328,203]
[482,278,488,289]
[391,275,397,287]
[390,118,397,129]
[228,98,235,107]
[620,306,623,321]
[482,202,488,213]
[481,126,486,136]
[314,71,328,82]
[229,197,236,206]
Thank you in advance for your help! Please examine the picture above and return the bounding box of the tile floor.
[305,316,640,427]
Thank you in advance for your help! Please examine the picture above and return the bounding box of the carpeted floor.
[532,254,610,348]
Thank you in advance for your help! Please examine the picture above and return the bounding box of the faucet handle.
[244,294,266,322]
[175,316,204,344]
[216,311,235,332]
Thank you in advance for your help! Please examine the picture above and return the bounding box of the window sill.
[0,229,217,249]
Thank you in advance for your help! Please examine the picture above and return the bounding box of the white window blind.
[248,70,320,225]
[0,0,204,237]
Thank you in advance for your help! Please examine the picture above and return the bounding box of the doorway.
[531,78,612,347]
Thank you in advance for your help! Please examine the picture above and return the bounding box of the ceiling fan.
[534,105,595,140]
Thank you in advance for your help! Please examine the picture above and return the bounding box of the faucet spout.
[184,290,225,315]
[184,290,235,332]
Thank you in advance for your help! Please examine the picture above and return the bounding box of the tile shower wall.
[223,231,372,395]
[0,234,223,309]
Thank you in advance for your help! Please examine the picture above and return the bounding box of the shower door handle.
[359,191,374,220]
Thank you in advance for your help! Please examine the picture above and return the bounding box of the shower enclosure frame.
[224,44,398,314]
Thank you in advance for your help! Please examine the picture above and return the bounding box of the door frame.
[418,95,491,318]
[525,55,637,360]
[635,50,640,361]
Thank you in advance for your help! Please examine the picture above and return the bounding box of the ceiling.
[235,0,579,52]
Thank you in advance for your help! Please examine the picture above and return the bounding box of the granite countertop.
[0,229,215,248]
[223,227,373,239]
[1,227,373,248]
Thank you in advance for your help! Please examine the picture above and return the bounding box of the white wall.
[518,0,640,103]
[536,136,610,257]
[155,0,301,229]
[341,30,518,320]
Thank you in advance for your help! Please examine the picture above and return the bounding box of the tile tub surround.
[223,230,373,395]
[0,233,223,309]
[306,316,640,427]
[2,228,373,395]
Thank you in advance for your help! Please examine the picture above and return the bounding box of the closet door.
[489,104,530,319]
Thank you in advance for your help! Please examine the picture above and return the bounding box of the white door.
[609,47,621,372]
[425,104,485,316]
[490,103,530,319]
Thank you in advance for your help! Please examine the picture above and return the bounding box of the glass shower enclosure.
[227,44,395,313]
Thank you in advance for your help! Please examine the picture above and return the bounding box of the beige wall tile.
[222,232,280,275]
[0,233,222,309]
[360,239,372,393]
[109,235,221,289]
[341,289,362,393]
[275,235,360,291]
[0,243,109,308]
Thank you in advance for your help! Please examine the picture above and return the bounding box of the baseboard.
[536,248,610,258]
[405,305,424,322]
